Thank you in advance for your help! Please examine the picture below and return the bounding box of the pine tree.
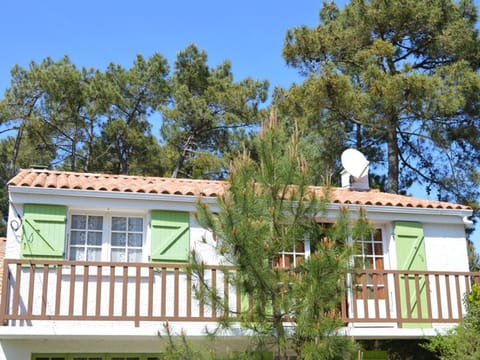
[192,111,371,359]
[282,0,480,202]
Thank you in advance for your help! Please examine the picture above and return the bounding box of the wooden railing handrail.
[1,258,238,270]
[1,259,479,327]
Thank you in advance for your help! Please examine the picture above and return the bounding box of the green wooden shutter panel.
[394,221,426,271]
[21,204,67,259]
[394,221,430,328]
[150,211,189,262]
[362,350,388,359]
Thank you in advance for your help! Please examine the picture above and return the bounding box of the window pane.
[71,231,86,245]
[70,247,85,261]
[88,216,103,230]
[128,233,142,247]
[294,240,305,252]
[111,248,125,262]
[87,248,101,261]
[128,217,143,231]
[128,249,142,262]
[87,232,102,246]
[112,233,126,246]
[112,217,127,231]
[365,243,373,255]
[71,215,86,229]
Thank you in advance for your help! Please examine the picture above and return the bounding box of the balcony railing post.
[0,260,11,325]
[135,264,141,327]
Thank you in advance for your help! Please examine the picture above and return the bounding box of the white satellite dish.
[341,148,369,179]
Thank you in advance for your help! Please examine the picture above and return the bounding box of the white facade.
[0,180,475,359]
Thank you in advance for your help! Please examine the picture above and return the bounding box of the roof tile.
[7,169,471,210]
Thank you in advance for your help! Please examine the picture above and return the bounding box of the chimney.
[340,149,370,191]
[341,167,369,190]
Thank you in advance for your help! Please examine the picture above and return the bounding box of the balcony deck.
[1,259,479,330]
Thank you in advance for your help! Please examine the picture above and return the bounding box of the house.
[0,168,477,359]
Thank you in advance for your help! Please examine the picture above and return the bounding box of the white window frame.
[351,225,389,299]
[67,210,147,263]
[275,238,311,268]
[353,228,386,272]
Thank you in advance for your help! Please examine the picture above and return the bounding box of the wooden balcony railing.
[1,259,479,328]
[347,269,480,327]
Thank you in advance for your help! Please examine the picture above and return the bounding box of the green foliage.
[89,53,170,174]
[359,340,436,360]
[0,54,170,176]
[193,113,365,359]
[468,283,480,305]
[160,322,272,360]
[424,284,480,359]
[160,44,269,179]
[281,0,480,203]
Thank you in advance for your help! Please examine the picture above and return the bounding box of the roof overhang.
[9,185,472,226]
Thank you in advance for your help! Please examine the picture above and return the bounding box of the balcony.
[0,259,479,330]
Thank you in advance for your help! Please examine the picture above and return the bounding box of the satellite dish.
[341,149,369,179]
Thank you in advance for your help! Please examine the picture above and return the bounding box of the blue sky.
[0,0,333,95]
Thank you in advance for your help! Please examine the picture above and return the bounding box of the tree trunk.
[10,124,24,178]
[386,115,399,193]
[172,135,193,178]
[70,140,77,171]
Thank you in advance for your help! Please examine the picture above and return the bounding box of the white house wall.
[0,331,254,360]
[423,222,470,272]
[5,197,223,265]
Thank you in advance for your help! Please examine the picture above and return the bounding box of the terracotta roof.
[8,168,471,210]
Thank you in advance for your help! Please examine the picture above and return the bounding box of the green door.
[394,221,430,328]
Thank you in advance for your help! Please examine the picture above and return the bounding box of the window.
[353,228,385,299]
[70,215,103,261]
[273,239,309,268]
[68,213,145,262]
[111,216,144,262]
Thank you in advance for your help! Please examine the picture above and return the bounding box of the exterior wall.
[0,238,5,297]
[379,221,469,272]
[424,222,469,272]
[5,203,22,260]
[424,222,470,327]
[0,336,248,360]
[5,201,223,265]
[189,214,224,266]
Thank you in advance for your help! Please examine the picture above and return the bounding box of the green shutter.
[21,204,67,259]
[394,221,426,271]
[362,350,388,359]
[394,221,430,328]
[150,211,189,262]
